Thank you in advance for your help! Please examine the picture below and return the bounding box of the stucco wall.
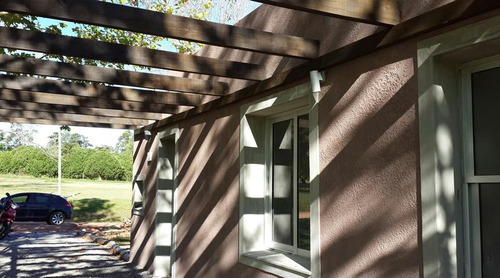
[318,41,420,277]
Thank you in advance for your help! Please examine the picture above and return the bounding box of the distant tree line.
[0,124,133,181]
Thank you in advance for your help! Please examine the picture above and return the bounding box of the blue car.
[1,193,73,225]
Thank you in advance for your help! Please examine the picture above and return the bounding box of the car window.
[32,195,50,204]
[11,195,28,204]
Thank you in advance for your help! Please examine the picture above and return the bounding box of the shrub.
[0,147,57,177]
[63,147,93,179]
[83,150,125,180]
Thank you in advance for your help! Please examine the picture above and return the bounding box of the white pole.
[58,128,62,195]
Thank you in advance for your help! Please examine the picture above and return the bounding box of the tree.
[0,131,6,151]
[0,123,37,150]
[47,130,92,154]
[115,131,133,154]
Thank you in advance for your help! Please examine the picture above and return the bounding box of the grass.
[0,174,132,222]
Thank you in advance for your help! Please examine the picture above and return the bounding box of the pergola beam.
[0,89,185,114]
[0,117,138,129]
[0,27,266,81]
[0,99,165,120]
[138,0,500,132]
[253,0,400,26]
[0,75,203,106]
[0,108,149,126]
[0,0,319,59]
[0,54,229,95]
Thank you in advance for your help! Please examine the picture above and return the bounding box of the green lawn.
[0,174,132,222]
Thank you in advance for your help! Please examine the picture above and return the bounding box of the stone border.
[76,230,130,261]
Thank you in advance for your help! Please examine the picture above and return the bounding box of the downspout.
[309,69,324,278]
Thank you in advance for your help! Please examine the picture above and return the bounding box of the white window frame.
[417,14,500,278]
[461,61,500,278]
[265,109,311,257]
[239,82,320,278]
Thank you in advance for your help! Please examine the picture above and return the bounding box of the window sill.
[240,249,311,278]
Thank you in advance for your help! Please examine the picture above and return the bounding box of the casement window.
[239,83,320,278]
[266,110,310,256]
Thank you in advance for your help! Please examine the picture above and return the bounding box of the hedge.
[0,146,131,181]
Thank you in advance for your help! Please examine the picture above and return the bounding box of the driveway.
[0,232,149,278]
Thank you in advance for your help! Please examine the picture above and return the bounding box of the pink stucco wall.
[173,106,275,278]
[318,41,420,277]
[130,1,463,277]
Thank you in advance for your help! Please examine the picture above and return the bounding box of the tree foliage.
[0,123,36,151]
[0,0,259,65]
[47,130,93,154]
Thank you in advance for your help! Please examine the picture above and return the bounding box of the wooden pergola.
[0,0,497,131]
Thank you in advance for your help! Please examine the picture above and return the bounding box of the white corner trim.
[418,15,500,278]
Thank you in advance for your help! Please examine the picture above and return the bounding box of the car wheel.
[49,211,65,225]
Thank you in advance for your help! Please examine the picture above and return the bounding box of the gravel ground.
[0,232,150,278]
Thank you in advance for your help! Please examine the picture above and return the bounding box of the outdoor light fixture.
[144,130,152,141]
[309,70,325,93]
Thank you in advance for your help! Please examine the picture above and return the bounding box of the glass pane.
[11,195,28,204]
[479,183,500,277]
[472,67,500,175]
[33,195,49,203]
[272,119,294,246]
[297,114,310,250]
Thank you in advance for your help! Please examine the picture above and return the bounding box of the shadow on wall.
[131,133,158,272]
[171,106,273,278]
[72,198,118,222]
[319,41,422,277]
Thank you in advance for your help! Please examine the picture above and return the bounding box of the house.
[0,0,499,277]
[130,1,500,277]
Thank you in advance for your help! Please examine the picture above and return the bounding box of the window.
[462,63,500,278]
[32,195,50,204]
[11,195,28,204]
[239,82,319,278]
[132,174,145,216]
[267,111,310,256]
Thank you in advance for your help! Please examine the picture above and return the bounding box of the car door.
[28,194,51,220]
[9,194,30,220]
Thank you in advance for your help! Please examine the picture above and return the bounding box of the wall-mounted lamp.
[144,130,152,141]
[309,70,325,93]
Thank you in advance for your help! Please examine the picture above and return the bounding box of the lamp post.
[58,125,70,195]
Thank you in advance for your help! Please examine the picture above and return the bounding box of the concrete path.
[0,232,150,278]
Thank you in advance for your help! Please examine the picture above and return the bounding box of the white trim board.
[418,15,500,278]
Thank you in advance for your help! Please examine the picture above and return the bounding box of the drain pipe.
[309,70,325,93]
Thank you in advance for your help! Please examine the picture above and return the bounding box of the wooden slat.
[0,0,319,59]
[0,89,185,114]
[0,75,202,106]
[0,117,138,129]
[0,108,149,126]
[253,0,400,26]
[0,27,266,81]
[0,99,165,120]
[137,0,500,133]
[0,54,229,95]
